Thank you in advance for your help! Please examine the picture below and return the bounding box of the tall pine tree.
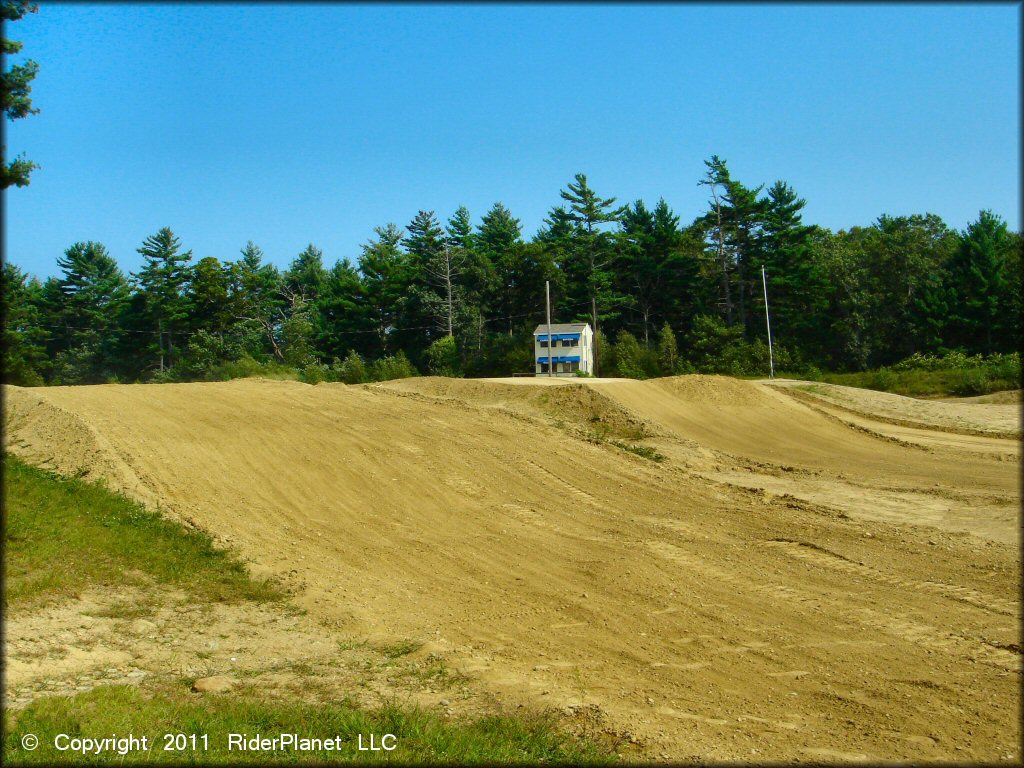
[134,228,193,371]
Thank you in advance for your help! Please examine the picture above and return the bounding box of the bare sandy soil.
[3,375,1020,762]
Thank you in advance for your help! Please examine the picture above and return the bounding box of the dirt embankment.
[3,377,1020,762]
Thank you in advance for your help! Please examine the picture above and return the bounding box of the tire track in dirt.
[648,539,1020,674]
[763,539,1019,617]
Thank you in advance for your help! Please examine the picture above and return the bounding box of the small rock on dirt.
[191,676,235,693]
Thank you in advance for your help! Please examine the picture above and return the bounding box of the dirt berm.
[3,376,1020,762]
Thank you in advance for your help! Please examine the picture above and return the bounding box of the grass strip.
[3,455,284,613]
[3,683,613,764]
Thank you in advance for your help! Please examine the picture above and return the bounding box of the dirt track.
[3,375,1020,762]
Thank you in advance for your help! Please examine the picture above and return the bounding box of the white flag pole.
[761,265,775,380]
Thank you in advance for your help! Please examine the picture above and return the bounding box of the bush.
[657,323,680,374]
[300,362,334,384]
[595,330,614,377]
[425,335,462,377]
[950,368,991,396]
[684,314,743,371]
[336,350,369,384]
[368,350,418,382]
[613,331,647,379]
[868,367,897,391]
[209,354,299,382]
[176,331,244,381]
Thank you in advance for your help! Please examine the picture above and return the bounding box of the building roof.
[533,323,590,334]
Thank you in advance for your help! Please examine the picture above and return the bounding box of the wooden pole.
[546,280,553,377]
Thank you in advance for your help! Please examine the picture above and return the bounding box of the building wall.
[534,326,594,376]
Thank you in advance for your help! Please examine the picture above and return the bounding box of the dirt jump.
[3,375,1020,762]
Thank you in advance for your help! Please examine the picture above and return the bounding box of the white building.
[534,322,594,376]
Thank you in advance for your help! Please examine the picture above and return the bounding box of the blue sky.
[4,3,1019,278]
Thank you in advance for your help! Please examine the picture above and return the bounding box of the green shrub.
[336,350,369,384]
[657,322,680,374]
[426,335,462,377]
[369,350,418,382]
[613,331,647,379]
[868,367,897,391]
[300,362,334,384]
[950,368,991,396]
[208,354,299,382]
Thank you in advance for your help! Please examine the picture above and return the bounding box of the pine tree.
[446,206,474,250]
[134,228,193,371]
[359,223,412,356]
[698,156,734,325]
[760,181,826,356]
[446,206,492,352]
[285,244,328,301]
[405,210,465,341]
[557,173,625,374]
[316,258,369,359]
[479,202,525,337]
[188,256,232,337]
[1,261,48,384]
[657,322,679,375]
[946,210,1012,353]
[1,1,40,188]
[53,241,129,381]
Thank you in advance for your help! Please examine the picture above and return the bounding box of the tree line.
[3,159,1020,386]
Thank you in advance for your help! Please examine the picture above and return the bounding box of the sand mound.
[767,380,1020,438]
[374,376,653,438]
[943,389,1022,405]
[649,374,776,406]
[3,377,1020,761]
[2,386,149,502]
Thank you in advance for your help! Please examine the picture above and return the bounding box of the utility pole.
[761,264,775,380]
[592,296,599,378]
[545,280,553,378]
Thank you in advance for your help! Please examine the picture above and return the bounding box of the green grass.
[2,683,614,764]
[2,455,284,613]
[375,639,424,660]
[608,441,666,463]
[816,352,1020,397]
[820,366,1019,398]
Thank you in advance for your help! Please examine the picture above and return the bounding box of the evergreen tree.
[52,241,129,382]
[402,210,447,356]
[446,205,474,250]
[446,206,493,353]
[759,181,826,356]
[285,243,328,301]
[657,322,679,375]
[403,210,445,264]
[359,223,412,356]
[556,173,625,373]
[862,214,956,363]
[230,241,285,360]
[1,1,40,188]
[946,210,1012,353]
[721,174,766,336]
[316,258,370,359]
[697,155,735,325]
[188,256,232,337]
[1,262,47,384]
[479,202,525,337]
[133,227,193,371]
